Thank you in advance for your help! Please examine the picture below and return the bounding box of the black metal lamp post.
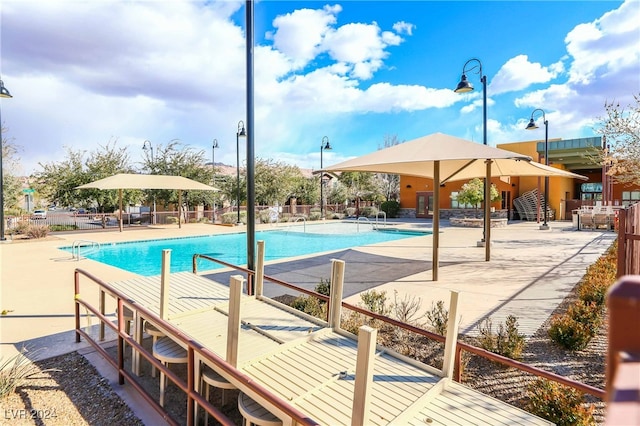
[320,136,332,219]
[212,138,219,223]
[455,58,489,254]
[142,140,156,224]
[0,79,12,241]
[526,109,550,230]
[236,120,246,225]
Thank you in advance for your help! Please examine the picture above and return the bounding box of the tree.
[377,134,402,201]
[254,158,304,206]
[142,140,211,213]
[594,94,640,185]
[32,140,137,212]
[1,132,23,213]
[338,171,380,215]
[455,178,500,214]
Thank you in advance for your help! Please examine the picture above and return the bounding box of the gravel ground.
[1,289,608,426]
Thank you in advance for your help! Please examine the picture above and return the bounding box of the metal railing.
[192,253,604,400]
[73,268,318,426]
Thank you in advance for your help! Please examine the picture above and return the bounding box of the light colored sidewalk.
[0,220,615,364]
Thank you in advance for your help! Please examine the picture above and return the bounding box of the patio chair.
[580,213,595,230]
[594,213,611,230]
[238,391,282,426]
[152,337,188,407]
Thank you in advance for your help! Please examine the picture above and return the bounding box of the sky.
[1,0,639,177]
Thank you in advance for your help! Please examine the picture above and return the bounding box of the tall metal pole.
[526,109,549,230]
[320,136,331,219]
[212,138,218,223]
[0,79,12,241]
[245,0,256,273]
[236,121,246,226]
[455,58,489,253]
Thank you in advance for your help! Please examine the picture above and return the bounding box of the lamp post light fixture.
[236,120,246,225]
[142,140,156,224]
[320,136,332,219]
[212,138,219,223]
[526,109,550,230]
[455,58,490,255]
[0,79,12,241]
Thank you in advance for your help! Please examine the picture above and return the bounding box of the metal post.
[142,140,156,224]
[246,0,256,272]
[320,136,331,219]
[526,109,549,230]
[212,138,218,223]
[0,79,12,241]
[236,121,245,225]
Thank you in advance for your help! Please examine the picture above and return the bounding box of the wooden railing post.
[606,275,640,398]
[616,209,626,278]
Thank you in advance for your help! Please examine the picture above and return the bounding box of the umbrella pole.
[432,161,440,281]
[119,189,123,232]
[178,191,182,229]
[485,160,492,261]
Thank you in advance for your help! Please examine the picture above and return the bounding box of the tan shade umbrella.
[325,133,587,280]
[76,173,219,231]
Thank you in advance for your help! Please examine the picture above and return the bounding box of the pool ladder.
[71,240,101,260]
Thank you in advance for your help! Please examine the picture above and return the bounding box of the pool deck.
[1,219,615,365]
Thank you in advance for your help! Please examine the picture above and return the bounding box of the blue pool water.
[61,224,428,276]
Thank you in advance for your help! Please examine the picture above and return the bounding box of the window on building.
[622,191,640,207]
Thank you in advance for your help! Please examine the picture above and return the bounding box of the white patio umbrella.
[324,133,587,281]
[76,173,219,231]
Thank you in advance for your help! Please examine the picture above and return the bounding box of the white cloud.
[490,55,559,95]
[392,21,414,36]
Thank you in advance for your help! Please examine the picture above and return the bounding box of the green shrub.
[567,301,602,335]
[26,224,50,239]
[548,313,593,350]
[0,347,39,399]
[425,300,448,336]
[221,212,246,224]
[315,278,331,296]
[49,224,78,232]
[477,315,525,360]
[346,207,357,217]
[8,221,30,235]
[308,211,321,221]
[526,378,595,426]
[290,295,325,319]
[359,290,390,316]
[380,200,400,218]
[360,206,379,218]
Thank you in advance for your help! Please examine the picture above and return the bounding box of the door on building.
[416,191,434,218]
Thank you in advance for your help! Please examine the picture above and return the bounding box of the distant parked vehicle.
[32,209,47,219]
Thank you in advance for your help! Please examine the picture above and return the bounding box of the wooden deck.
[105,270,552,425]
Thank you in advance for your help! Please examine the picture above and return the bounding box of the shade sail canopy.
[76,173,218,232]
[325,133,586,182]
[76,173,219,191]
[324,133,588,281]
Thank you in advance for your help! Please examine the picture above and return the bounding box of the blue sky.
[1,0,638,176]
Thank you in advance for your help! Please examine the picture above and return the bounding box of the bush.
[315,278,331,296]
[360,206,378,218]
[477,315,525,360]
[220,211,246,225]
[548,313,593,351]
[7,221,30,235]
[526,378,595,426]
[26,224,50,239]
[346,207,357,217]
[49,224,78,232]
[380,200,400,218]
[425,300,448,336]
[0,347,39,399]
[290,295,325,318]
[308,211,321,221]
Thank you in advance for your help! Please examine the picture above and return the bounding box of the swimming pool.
[62,223,428,276]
